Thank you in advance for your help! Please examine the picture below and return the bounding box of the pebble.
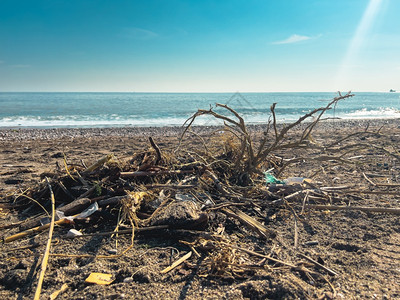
[337,293,345,299]
[107,249,118,255]
[123,277,133,283]
[1,119,396,141]
[303,240,319,246]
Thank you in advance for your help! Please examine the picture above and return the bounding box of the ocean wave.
[1,107,399,128]
[0,115,190,128]
[342,107,400,119]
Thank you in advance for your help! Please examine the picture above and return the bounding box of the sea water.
[0,92,399,128]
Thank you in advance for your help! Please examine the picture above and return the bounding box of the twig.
[144,184,197,189]
[34,178,56,300]
[3,218,70,243]
[298,253,338,276]
[83,154,113,174]
[337,190,399,196]
[362,173,400,187]
[160,251,192,274]
[300,190,310,215]
[5,243,40,252]
[320,185,353,191]
[288,206,299,249]
[305,204,400,215]
[221,208,276,239]
[50,283,68,300]
[223,243,296,268]
[68,225,169,238]
[149,137,163,164]
[120,169,196,178]
[207,202,248,211]
[362,172,376,186]
[57,180,76,200]
[0,220,25,230]
[76,177,109,200]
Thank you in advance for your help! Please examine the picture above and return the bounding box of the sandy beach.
[3,0,400,298]
[1,119,399,299]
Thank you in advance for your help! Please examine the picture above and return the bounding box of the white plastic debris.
[66,229,83,238]
[283,177,306,184]
[76,202,99,218]
[175,194,196,202]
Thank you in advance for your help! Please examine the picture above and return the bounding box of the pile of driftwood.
[2,92,400,299]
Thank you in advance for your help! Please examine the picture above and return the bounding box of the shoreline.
[0,118,399,141]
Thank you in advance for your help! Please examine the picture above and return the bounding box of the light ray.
[334,0,384,90]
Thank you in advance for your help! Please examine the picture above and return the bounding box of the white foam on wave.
[0,115,190,128]
[1,106,399,128]
[342,107,400,119]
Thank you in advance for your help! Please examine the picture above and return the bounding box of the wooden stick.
[305,204,400,215]
[18,197,94,231]
[83,154,113,173]
[225,243,296,268]
[5,243,40,252]
[320,185,353,191]
[341,188,399,195]
[98,195,128,206]
[74,177,107,200]
[375,183,400,187]
[289,207,299,249]
[34,178,56,300]
[58,197,93,215]
[0,220,25,230]
[57,180,75,200]
[222,208,276,239]
[50,283,68,300]
[149,137,162,164]
[160,251,192,274]
[364,173,388,178]
[69,225,169,238]
[120,169,195,178]
[298,253,338,276]
[144,184,196,189]
[3,218,70,243]
[362,172,376,186]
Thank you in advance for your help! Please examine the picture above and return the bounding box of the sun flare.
[334,0,384,90]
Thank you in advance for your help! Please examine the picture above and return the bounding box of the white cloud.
[119,27,158,39]
[272,34,319,45]
[11,64,30,68]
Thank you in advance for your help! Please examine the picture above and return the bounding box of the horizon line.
[0,90,393,93]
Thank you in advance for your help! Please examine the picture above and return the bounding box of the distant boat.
[389,89,396,92]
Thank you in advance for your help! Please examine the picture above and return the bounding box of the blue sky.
[0,0,399,92]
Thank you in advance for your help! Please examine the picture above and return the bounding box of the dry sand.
[0,119,399,299]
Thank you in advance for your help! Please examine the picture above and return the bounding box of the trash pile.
[2,92,399,299]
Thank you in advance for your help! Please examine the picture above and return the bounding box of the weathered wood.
[306,204,400,215]
[160,251,192,274]
[298,253,338,276]
[222,208,276,239]
[34,178,56,300]
[149,137,163,164]
[19,197,93,230]
[4,218,70,243]
[120,169,196,178]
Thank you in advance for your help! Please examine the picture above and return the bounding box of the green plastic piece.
[264,172,285,184]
